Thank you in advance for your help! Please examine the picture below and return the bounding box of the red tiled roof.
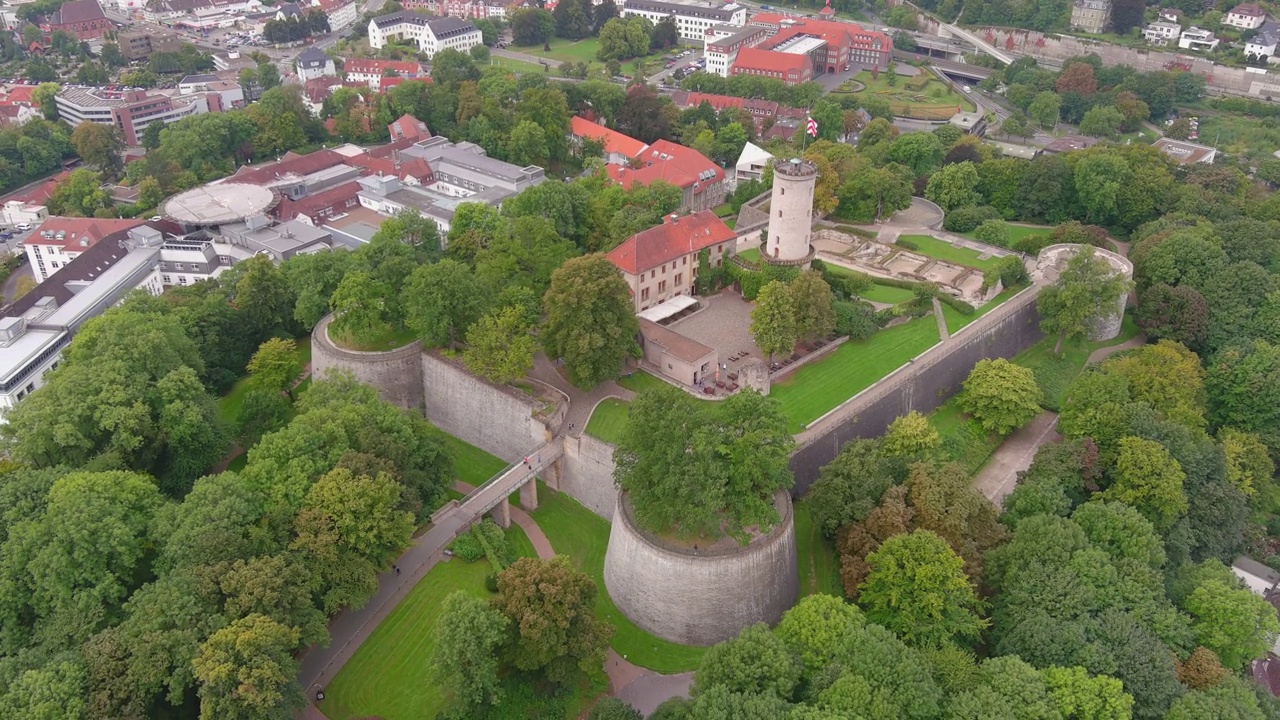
[571,116,648,158]
[732,47,810,75]
[605,210,735,275]
[302,76,341,103]
[1256,655,1280,696]
[750,11,789,24]
[26,216,145,249]
[672,91,743,112]
[343,58,424,77]
[0,85,36,106]
[388,113,431,142]
[275,180,362,220]
[1232,2,1265,17]
[7,170,72,205]
[347,152,433,183]
[229,149,347,185]
[606,140,723,194]
[50,0,107,25]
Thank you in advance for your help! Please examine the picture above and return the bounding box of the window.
[780,187,785,195]
[641,287,649,301]
[50,262,59,268]
[162,275,171,284]
[658,280,667,293]
[675,272,683,286]
[779,210,782,218]
[26,383,33,393]
[178,277,188,285]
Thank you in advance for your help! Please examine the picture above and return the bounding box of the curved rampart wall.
[1036,244,1133,341]
[311,314,425,412]
[603,490,799,646]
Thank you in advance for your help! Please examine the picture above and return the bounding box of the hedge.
[895,237,920,251]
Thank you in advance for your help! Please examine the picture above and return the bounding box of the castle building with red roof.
[605,209,737,312]
[605,139,727,213]
[702,11,890,83]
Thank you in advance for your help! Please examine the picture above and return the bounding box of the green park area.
[319,524,578,720]
[331,324,418,352]
[837,69,976,120]
[585,398,632,445]
[899,234,1003,273]
[959,224,1051,248]
[794,500,842,598]
[1011,313,1140,411]
[941,285,1023,334]
[513,37,675,76]
[217,334,312,425]
[488,55,554,75]
[436,432,509,487]
[771,316,941,433]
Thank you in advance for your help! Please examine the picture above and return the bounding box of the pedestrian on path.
[535,453,541,464]
[523,456,530,468]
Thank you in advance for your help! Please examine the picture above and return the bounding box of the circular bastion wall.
[1035,243,1134,342]
[311,314,425,412]
[603,490,799,646]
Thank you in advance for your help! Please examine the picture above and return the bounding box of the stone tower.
[764,158,818,268]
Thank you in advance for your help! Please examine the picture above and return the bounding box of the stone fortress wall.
[1035,244,1133,341]
[558,433,619,519]
[311,314,425,412]
[419,352,552,462]
[602,490,799,646]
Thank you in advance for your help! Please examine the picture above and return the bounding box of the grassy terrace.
[771,316,940,433]
[899,235,1004,273]
[585,398,631,445]
[794,500,842,598]
[942,285,1024,334]
[843,69,976,117]
[1011,313,1141,411]
[332,324,418,352]
[320,524,547,720]
[533,483,707,673]
[819,263,917,304]
[437,432,507,487]
[488,56,551,75]
[959,224,1051,247]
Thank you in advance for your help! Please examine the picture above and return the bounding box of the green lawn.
[217,334,312,424]
[931,398,1003,477]
[844,69,976,116]
[1011,313,1140,411]
[738,247,761,264]
[320,524,546,720]
[585,398,632,445]
[437,432,508,487]
[532,483,707,672]
[959,224,1051,247]
[617,370,669,394]
[772,317,941,433]
[899,235,1003,272]
[331,325,418,352]
[821,263,916,304]
[942,285,1024,334]
[516,36,603,64]
[794,500,842,599]
[488,56,552,75]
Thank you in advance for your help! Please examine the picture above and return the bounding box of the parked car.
[15,223,32,232]
[1,232,13,240]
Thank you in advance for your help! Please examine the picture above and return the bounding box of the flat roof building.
[623,0,747,41]
[54,86,211,146]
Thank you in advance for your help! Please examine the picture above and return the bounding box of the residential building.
[704,24,770,76]
[400,0,507,20]
[275,180,363,225]
[638,317,717,387]
[607,139,727,212]
[1179,26,1219,51]
[0,84,41,126]
[117,30,184,61]
[178,74,245,109]
[274,1,304,20]
[342,57,427,88]
[212,51,258,72]
[145,0,264,28]
[0,224,167,419]
[40,0,112,40]
[1142,21,1181,46]
[54,87,211,146]
[1,200,47,228]
[1233,556,1280,596]
[388,113,431,142]
[1156,7,1180,23]
[312,0,357,29]
[296,46,337,81]
[1246,21,1280,60]
[669,90,800,128]
[728,14,890,81]
[622,0,747,42]
[570,115,649,165]
[367,11,482,58]
[733,142,772,188]
[24,217,147,283]
[605,209,736,312]
[1069,0,1111,34]
[1226,2,1267,29]
[1152,137,1217,164]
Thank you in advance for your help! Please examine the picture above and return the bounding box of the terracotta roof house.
[388,113,431,142]
[42,0,113,40]
[605,140,727,212]
[275,180,363,224]
[730,46,813,84]
[570,116,648,165]
[606,209,736,311]
[342,58,427,90]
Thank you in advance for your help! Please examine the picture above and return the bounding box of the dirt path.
[1085,333,1147,365]
[971,411,1061,504]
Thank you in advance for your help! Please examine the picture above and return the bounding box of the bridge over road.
[297,438,564,694]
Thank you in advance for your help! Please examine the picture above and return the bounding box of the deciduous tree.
[751,280,798,361]
[693,623,801,700]
[1101,436,1188,529]
[463,304,536,384]
[788,271,835,342]
[430,591,508,710]
[857,529,987,648]
[959,358,1043,435]
[541,254,639,387]
[192,613,302,720]
[246,337,301,399]
[402,259,485,348]
[492,556,612,686]
[925,161,981,211]
[1037,246,1132,354]
[881,411,940,458]
[1184,579,1280,670]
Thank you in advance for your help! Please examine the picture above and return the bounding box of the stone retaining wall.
[603,490,798,646]
[421,353,550,463]
[311,314,425,412]
[558,433,618,519]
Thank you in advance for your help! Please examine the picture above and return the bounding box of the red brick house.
[42,0,113,41]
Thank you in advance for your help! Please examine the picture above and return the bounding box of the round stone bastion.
[1035,243,1134,342]
[311,313,424,412]
[602,489,799,646]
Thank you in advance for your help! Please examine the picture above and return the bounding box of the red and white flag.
[806,117,818,137]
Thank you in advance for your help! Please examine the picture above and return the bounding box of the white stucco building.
[367,11,482,57]
[622,0,746,42]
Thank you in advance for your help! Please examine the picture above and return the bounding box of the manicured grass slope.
[771,317,940,432]
[320,524,537,720]
[899,235,1003,272]
[532,484,707,673]
[437,432,508,487]
[794,501,842,598]
[585,398,631,445]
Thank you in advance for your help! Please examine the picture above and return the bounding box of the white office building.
[622,0,746,42]
[367,11,482,57]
